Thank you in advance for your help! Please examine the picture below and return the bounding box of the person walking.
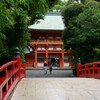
[43,61,48,74]
[49,63,52,74]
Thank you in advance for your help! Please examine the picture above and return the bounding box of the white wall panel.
[37,63,44,66]
[64,63,69,67]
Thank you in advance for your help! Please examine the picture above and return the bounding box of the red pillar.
[45,44,48,64]
[34,50,37,67]
[34,44,38,67]
[61,52,64,67]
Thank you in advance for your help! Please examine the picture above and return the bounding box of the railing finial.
[78,58,81,64]
[14,47,20,57]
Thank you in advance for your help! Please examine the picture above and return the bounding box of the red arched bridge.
[0,53,100,100]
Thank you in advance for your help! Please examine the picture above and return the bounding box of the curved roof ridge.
[29,13,65,31]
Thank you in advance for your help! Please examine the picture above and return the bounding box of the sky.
[61,0,68,1]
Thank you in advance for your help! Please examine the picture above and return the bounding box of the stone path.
[11,78,100,100]
[26,69,74,78]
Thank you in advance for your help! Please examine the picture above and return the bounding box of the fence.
[0,48,26,100]
[77,62,100,78]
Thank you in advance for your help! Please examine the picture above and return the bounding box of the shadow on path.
[26,69,75,78]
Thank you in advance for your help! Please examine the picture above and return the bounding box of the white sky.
[61,0,68,1]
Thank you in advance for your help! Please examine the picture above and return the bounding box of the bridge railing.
[77,62,100,78]
[0,48,26,100]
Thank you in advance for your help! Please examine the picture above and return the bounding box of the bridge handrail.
[77,61,100,78]
[0,61,17,72]
[0,57,26,100]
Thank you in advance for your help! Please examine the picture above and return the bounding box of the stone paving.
[11,78,100,100]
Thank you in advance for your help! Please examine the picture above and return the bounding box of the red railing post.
[13,47,21,81]
[77,58,82,77]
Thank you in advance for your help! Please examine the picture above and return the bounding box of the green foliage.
[95,0,100,1]
[93,47,100,61]
[62,3,83,26]
[62,1,100,64]
[49,0,75,13]
[80,0,86,3]
[0,1,14,60]
[3,9,30,57]
[0,0,59,64]
[47,0,60,8]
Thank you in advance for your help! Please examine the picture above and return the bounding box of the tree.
[0,0,59,64]
[50,0,75,13]
[62,1,100,64]
[62,3,83,26]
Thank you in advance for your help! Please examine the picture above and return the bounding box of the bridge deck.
[11,78,100,100]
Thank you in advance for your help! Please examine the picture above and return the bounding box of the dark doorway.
[48,58,59,67]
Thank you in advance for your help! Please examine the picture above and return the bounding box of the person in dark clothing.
[44,61,48,74]
[49,63,52,74]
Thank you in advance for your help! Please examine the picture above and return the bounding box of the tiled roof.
[28,13,65,31]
